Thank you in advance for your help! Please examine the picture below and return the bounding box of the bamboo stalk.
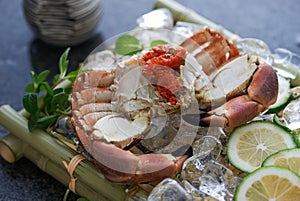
[0,105,132,201]
[154,0,241,40]
[1,134,110,201]
[0,134,25,163]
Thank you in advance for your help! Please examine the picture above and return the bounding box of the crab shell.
[70,28,278,183]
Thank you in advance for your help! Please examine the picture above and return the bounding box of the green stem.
[63,189,70,201]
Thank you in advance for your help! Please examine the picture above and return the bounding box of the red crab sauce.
[141,45,186,105]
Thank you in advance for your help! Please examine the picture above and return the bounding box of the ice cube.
[198,161,238,201]
[137,8,174,29]
[192,135,222,159]
[235,38,271,62]
[182,156,239,201]
[283,98,300,130]
[270,48,300,86]
[83,50,117,71]
[181,180,219,200]
[147,178,193,201]
[181,154,213,189]
[192,127,225,163]
[173,21,204,38]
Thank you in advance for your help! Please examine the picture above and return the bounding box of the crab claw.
[201,61,278,128]
[91,141,188,183]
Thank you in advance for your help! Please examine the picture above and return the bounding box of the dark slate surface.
[0,0,299,200]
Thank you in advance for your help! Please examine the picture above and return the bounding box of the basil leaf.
[115,35,143,55]
[59,47,70,78]
[23,93,38,114]
[150,40,168,48]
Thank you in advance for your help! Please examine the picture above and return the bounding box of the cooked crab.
[70,28,278,183]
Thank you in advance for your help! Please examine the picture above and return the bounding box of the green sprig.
[22,48,78,131]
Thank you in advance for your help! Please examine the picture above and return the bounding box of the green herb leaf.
[37,114,60,129]
[25,83,35,92]
[36,70,50,84]
[39,82,53,96]
[150,40,168,48]
[51,91,69,110]
[30,70,37,83]
[23,93,38,114]
[65,70,79,83]
[59,48,70,78]
[43,93,54,115]
[115,34,143,55]
[53,74,60,85]
[28,111,39,131]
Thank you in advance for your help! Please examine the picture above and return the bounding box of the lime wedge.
[263,148,300,176]
[235,166,300,201]
[227,121,297,172]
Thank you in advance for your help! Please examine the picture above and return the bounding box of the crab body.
[70,28,278,183]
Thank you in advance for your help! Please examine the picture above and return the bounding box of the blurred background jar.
[23,0,103,46]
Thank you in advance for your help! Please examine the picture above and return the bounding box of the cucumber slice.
[234,166,300,201]
[268,75,291,113]
[227,120,297,173]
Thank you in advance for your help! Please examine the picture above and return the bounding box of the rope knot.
[62,154,85,193]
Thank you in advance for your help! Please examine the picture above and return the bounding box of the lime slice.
[234,166,300,201]
[263,148,300,176]
[268,75,291,113]
[227,121,297,172]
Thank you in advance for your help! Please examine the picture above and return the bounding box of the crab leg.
[74,103,113,116]
[71,88,112,109]
[181,28,239,75]
[72,70,115,92]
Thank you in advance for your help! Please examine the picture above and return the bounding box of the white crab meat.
[92,112,150,148]
[197,54,259,107]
